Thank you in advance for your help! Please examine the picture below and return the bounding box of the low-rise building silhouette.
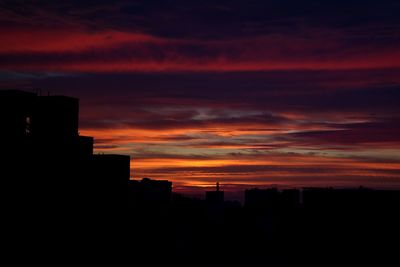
[245,188,279,211]
[129,178,172,209]
[302,187,400,213]
[206,182,224,206]
[91,154,131,209]
[245,188,300,212]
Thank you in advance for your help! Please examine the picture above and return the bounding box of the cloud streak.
[1,27,400,72]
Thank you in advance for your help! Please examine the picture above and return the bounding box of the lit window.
[25,116,31,135]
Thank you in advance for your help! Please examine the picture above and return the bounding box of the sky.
[1,0,400,197]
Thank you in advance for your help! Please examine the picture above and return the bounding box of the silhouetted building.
[245,188,279,210]
[91,154,131,208]
[280,189,300,210]
[0,90,36,146]
[0,91,79,141]
[78,135,94,159]
[1,89,130,212]
[31,95,79,139]
[129,178,172,209]
[206,182,224,206]
[245,188,300,213]
[92,154,130,185]
[303,187,400,213]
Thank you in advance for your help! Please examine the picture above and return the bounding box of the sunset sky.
[1,1,400,196]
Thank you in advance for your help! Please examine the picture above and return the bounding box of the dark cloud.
[2,0,400,39]
[23,71,400,113]
[289,117,400,146]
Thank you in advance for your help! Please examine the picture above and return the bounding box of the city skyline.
[1,1,400,194]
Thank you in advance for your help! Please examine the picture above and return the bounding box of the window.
[25,116,31,135]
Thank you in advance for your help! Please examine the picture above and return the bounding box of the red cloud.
[1,27,400,72]
[0,27,159,53]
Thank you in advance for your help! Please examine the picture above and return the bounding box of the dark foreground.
[2,89,399,266]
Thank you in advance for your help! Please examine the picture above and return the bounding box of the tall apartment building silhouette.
[0,90,130,213]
